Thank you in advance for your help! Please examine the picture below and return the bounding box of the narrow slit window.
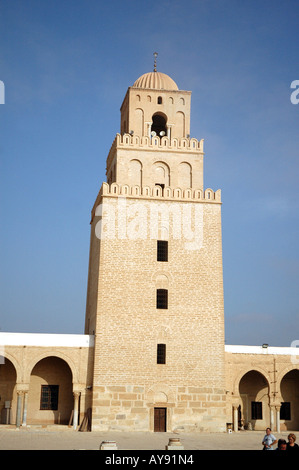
[157,240,168,262]
[156,289,168,309]
[157,344,166,364]
[157,96,162,104]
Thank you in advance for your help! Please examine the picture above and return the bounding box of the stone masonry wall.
[89,190,226,432]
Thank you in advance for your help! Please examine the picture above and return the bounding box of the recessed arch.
[154,273,169,289]
[28,356,73,425]
[146,383,175,404]
[134,108,144,136]
[176,111,185,137]
[279,369,299,430]
[128,159,142,187]
[0,351,21,383]
[152,161,170,187]
[238,370,270,430]
[0,357,17,424]
[178,161,192,188]
[26,351,78,384]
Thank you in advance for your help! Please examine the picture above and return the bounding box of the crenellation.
[91,182,221,221]
[106,133,204,173]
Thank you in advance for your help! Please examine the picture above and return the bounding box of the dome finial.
[153,52,158,72]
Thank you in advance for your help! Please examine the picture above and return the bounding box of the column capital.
[16,383,30,393]
[270,402,281,410]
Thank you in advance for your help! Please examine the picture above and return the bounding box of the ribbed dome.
[133,71,179,91]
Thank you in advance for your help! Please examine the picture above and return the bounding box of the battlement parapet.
[91,182,221,220]
[106,133,204,169]
[116,132,204,150]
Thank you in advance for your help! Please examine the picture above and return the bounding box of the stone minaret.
[85,62,226,432]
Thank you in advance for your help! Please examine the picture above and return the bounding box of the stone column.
[73,392,81,431]
[270,406,275,431]
[276,405,281,433]
[16,391,23,428]
[233,405,239,432]
[22,391,28,427]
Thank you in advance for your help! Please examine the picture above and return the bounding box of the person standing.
[287,433,299,451]
[262,427,278,450]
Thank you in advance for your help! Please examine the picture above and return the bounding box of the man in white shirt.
[262,427,278,450]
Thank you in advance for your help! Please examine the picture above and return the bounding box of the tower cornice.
[106,133,204,175]
[90,182,221,222]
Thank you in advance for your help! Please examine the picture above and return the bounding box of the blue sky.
[0,0,298,346]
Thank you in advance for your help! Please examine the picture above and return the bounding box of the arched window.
[157,96,162,104]
[151,113,167,138]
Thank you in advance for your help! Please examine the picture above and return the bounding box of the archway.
[280,369,299,431]
[0,357,17,424]
[27,356,73,425]
[151,113,167,138]
[239,370,270,430]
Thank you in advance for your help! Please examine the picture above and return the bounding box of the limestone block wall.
[87,184,226,432]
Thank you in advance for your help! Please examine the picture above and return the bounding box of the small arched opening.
[151,113,167,138]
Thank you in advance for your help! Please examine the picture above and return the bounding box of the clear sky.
[0,0,298,347]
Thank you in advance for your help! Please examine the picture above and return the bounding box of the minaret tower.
[85,56,226,432]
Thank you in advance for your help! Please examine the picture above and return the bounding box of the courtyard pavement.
[0,425,295,451]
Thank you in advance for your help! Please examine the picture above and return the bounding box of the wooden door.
[154,407,167,432]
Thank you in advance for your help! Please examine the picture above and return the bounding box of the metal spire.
[153,52,158,72]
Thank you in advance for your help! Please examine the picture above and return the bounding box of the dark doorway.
[154,407,167,432]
